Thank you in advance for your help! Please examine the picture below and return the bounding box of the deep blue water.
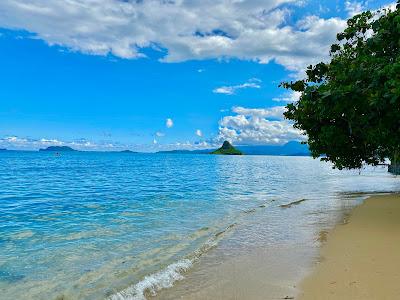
[0,151,399,300]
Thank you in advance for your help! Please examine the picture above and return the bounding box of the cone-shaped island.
[210,141,243,155]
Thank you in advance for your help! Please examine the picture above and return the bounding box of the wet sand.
[154,194,363,300]
[300,194,400,299]
[156,245,308,300]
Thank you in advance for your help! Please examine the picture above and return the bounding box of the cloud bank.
[0,135,215,152]
[0,136,121,151]
[0,0,348,72]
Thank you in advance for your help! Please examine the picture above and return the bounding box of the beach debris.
[215,223,236,237]
[316,230,329,243]
[226,223,236,230]
[280,199,306,208]
[283,297,294,299]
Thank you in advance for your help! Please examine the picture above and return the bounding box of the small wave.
[109,223,236,300]
[109,259,192,300]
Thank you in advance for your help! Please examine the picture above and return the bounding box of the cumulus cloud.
[232,106,286,119]
[0,0,348,72]
[0,134,217,152]
[166,118,174,128]
[213,78,261,95]
[0,136,124,151]
[195,129,202,137]
[217,106,305,145]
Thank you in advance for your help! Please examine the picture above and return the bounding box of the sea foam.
[109,224,233,300]
[109,259,192,300]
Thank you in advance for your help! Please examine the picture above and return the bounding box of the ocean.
[0,151,399,299]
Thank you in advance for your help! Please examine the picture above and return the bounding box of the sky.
[0,0,395,151]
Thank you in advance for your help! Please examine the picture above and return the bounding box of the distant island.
[0,148,6,151]
[157,141,310,156]
[39,146,77,152]
[211,141,243,155]
[119,150,138,154]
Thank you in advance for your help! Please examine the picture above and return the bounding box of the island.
[0,148,7,151]
[156,141,310,156]
[119,150,138,154]
[210,141,243,155]
[39,146,77,152]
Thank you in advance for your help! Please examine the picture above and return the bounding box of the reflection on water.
[0,151,398,300]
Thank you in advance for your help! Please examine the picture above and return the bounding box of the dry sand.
[300,194,400,300]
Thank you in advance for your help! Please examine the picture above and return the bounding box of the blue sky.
[0,0,394,151]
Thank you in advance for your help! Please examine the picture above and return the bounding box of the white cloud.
[195,129,202,137]
[0,0,348,72]
[156,140,213,151]
[2,136,29,145]
[166,118,174,128]
[232,106,286,119]
[344,1,365,16]
[344,1,397,18]
[273,90,301,102]
[39,138,64,145]
[213,78,261,95]
[217,106,305,145]
[0,135,216,152]
[0,136,126,151]
[155,131,165,137]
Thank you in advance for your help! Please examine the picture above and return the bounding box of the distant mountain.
[157,141,310,156]
[211,141,243,155]
[237,141,310,156]
[39,146,77,152]
[0,148,6,151]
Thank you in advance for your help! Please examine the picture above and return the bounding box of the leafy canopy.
[282,2,400,169]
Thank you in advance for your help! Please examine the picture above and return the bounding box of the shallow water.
[0,151,398,299]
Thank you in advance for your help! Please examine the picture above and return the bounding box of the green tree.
[282,2,400,173]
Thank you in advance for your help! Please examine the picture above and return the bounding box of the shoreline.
[299,193,400,299]
[112,192,398,300]
[153,193,370,300]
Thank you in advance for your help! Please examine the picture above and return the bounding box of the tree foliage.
[281,2,400,170]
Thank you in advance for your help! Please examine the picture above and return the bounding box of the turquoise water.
[0,151,399,300]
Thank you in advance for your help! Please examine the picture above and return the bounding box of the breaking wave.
[109,223,236,300]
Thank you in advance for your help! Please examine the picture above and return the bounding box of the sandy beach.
[300,194,400,300]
